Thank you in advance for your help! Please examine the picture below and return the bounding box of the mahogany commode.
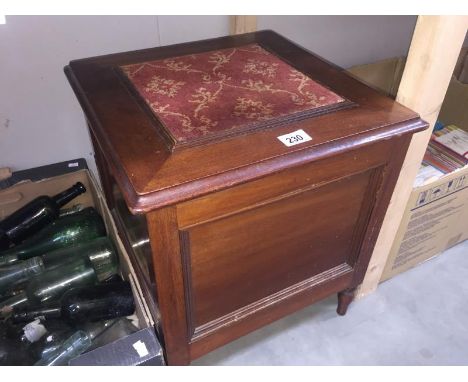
[65,30,427,365]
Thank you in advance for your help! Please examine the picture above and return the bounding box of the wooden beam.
[0,167,11,181]
[230,16,257,35]
[358,16,468,298]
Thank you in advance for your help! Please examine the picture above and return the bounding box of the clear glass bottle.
[0,257,44,294]
[34,319,116,366]
[28,328,75,362]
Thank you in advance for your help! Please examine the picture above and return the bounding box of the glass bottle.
[34,319,116,366]
[58,204,85,218]
[12,281,134,324]
[0,257,45,295]
[1,317,69,366]
[0,207,106,266]
[28,328,75,362]
[0,182,86,250]
[0,237,117,294]
[0,250,118,317]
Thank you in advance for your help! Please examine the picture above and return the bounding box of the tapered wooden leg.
[337,288,356,316]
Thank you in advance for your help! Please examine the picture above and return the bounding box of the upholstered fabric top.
[121,43,346,145]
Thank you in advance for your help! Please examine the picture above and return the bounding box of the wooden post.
[358,16,468,298]
[0,168,11,181]
[230,16,257,35]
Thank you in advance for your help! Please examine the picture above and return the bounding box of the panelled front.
[176,142,391,342]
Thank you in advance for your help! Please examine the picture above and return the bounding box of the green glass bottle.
[0,237,117,294]
[0,207,106,266]
[0,249,118,317]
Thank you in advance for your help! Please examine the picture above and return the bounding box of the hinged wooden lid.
[65,30,427,213]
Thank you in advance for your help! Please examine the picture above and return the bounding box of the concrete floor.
[194,240,468,365]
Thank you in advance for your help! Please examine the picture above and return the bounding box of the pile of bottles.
[0,183,136,366]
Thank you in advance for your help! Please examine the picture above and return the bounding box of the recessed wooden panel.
[177,140,392,229]
[184,170,374,330]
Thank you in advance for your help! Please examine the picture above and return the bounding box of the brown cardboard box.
[438,77,468,129]
[347,57,406,97]
[348,52,468,281]
[453,47,468,83]
[381,168,468,281]
[0,168,162,365]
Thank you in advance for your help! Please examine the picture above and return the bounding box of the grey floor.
[193,240,468,365]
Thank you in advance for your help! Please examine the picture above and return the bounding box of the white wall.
[0,16,420,174]
[157,16,229,45]
[0,16,159,175]
[258,16,418,68]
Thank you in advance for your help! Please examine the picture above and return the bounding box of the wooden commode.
[65,30,427,365]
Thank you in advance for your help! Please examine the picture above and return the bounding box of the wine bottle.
[0,207,106,266]
[34,319,116,366]
[0,237,117,294]
[0,251,118,317]
[12,281,135,324]
[0,182,86,250]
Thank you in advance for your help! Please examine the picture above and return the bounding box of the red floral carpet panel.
[121,43,346,145]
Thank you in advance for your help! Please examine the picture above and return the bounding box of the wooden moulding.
[358,15,468,297]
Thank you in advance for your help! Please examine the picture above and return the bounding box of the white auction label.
[133,340,149,358]
[277,129,312,147]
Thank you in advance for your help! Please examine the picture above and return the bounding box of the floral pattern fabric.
[121,43,345,144]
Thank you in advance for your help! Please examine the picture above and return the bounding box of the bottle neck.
[52,182,86,208]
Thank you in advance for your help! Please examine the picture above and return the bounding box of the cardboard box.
[453,47,468,84]
[381,168,468,281]
[347,57,406,98]
[348,52,468,281]
[0,161,164,366]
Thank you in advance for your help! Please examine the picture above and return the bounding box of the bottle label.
[277,129,312,147]
[132,340,149,358]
